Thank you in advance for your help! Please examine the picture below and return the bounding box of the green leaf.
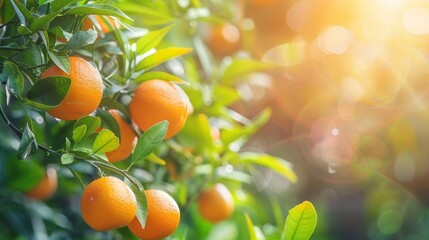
[51,0,80,12]
[131,121,168,164]
[100,98,129,117]
[12,44,44,68]
[2,0,17,23]
[134,71,186,84]
[17,124,38,159]
[239,152,298,184]
[135,48,192,71]
[93,129,119,154]
[221,59,276,85]
[3,61,24,98]
[245,214,258,240]
[39,0,54,5]
[61,153,75,165]
[29,12,59,32]
[136,25,174,54]
[65,137,71,150]
[64,4,132,21]
[63,30,98,51]
[114,2,173,26]
[127,178,148,229]
[74,116,101,137]
[176,114,214,154]
[10,0,34,24]
[284,201,317,240]
[96,110,120,139]
[48,52,70,74]
[26,76,71,109]
[6,156,44,191]
[72,125,87,143]
[49,26,73,41]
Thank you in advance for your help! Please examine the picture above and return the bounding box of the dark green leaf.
[17,124,38,159]
[63,4,132,21]
[132,121,168,164]
[74,116,101,138]
[284,201,317,240]
[49,26,73,41]
[48,52,70,74]
[134,71,186,84]
[63,30,98,51]
[72,125,87,143]
[29,12,59,32]
[135,48,192,71]
[1,0,17,23]
[3,61,24,98]
[61,153,75,165]
[100,98,129,117]
[239,152,298,183]
[12,44,44,67]
[127,178,148,228]
[26,76,71,109]
[6,157,43,191]
[136,25,174,54]
[93,129,119,153]
[10,0,33,24]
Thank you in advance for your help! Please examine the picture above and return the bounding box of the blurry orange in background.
[203,24,241,57]
[82,15,118,35]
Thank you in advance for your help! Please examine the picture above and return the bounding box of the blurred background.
[229,0,429,239]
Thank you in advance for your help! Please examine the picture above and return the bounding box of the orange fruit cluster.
[197,183,235,223]
[128,189,180,240]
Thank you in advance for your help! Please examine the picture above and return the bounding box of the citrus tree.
[0,0,316,239]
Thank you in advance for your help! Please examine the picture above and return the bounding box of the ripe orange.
[82,15,117,34]
[105,109,137,163]
[197,183,235,223]
[80,176,137,231]
[128,189,180,240]
[129,80,191,139]
[25,167,57,201]
[204,24,240,57]
[40,56,103,120]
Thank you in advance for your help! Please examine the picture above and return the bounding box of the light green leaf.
[114,2,173,26]
[17,124,38,160]
[61,153,75,165]
[93,129,119,154]
[74,116,101,138]
[3,61,24,98]
[63,30,97,51]
[134,71,186,84]
[239,152,298,184]
[51,0,80,12]
[221,59,276,85]
[72,125,87,143]
[136,25,174,54]
[245,214,258,240]
[131,121,168,164]
[64,4,132,21]
[284,201,317,240]
[136,47,192,71]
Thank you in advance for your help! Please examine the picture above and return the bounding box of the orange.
[25,167,57,201]
[80,176,137,231]
[105,109,137,163]
[40,56,103,120]
[128,189,180,240]
[82,15,117,34]
[197,183,235,223]
[204,24,240,57]
[129,80,190,139]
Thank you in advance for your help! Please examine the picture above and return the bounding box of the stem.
[67,167,86,190]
